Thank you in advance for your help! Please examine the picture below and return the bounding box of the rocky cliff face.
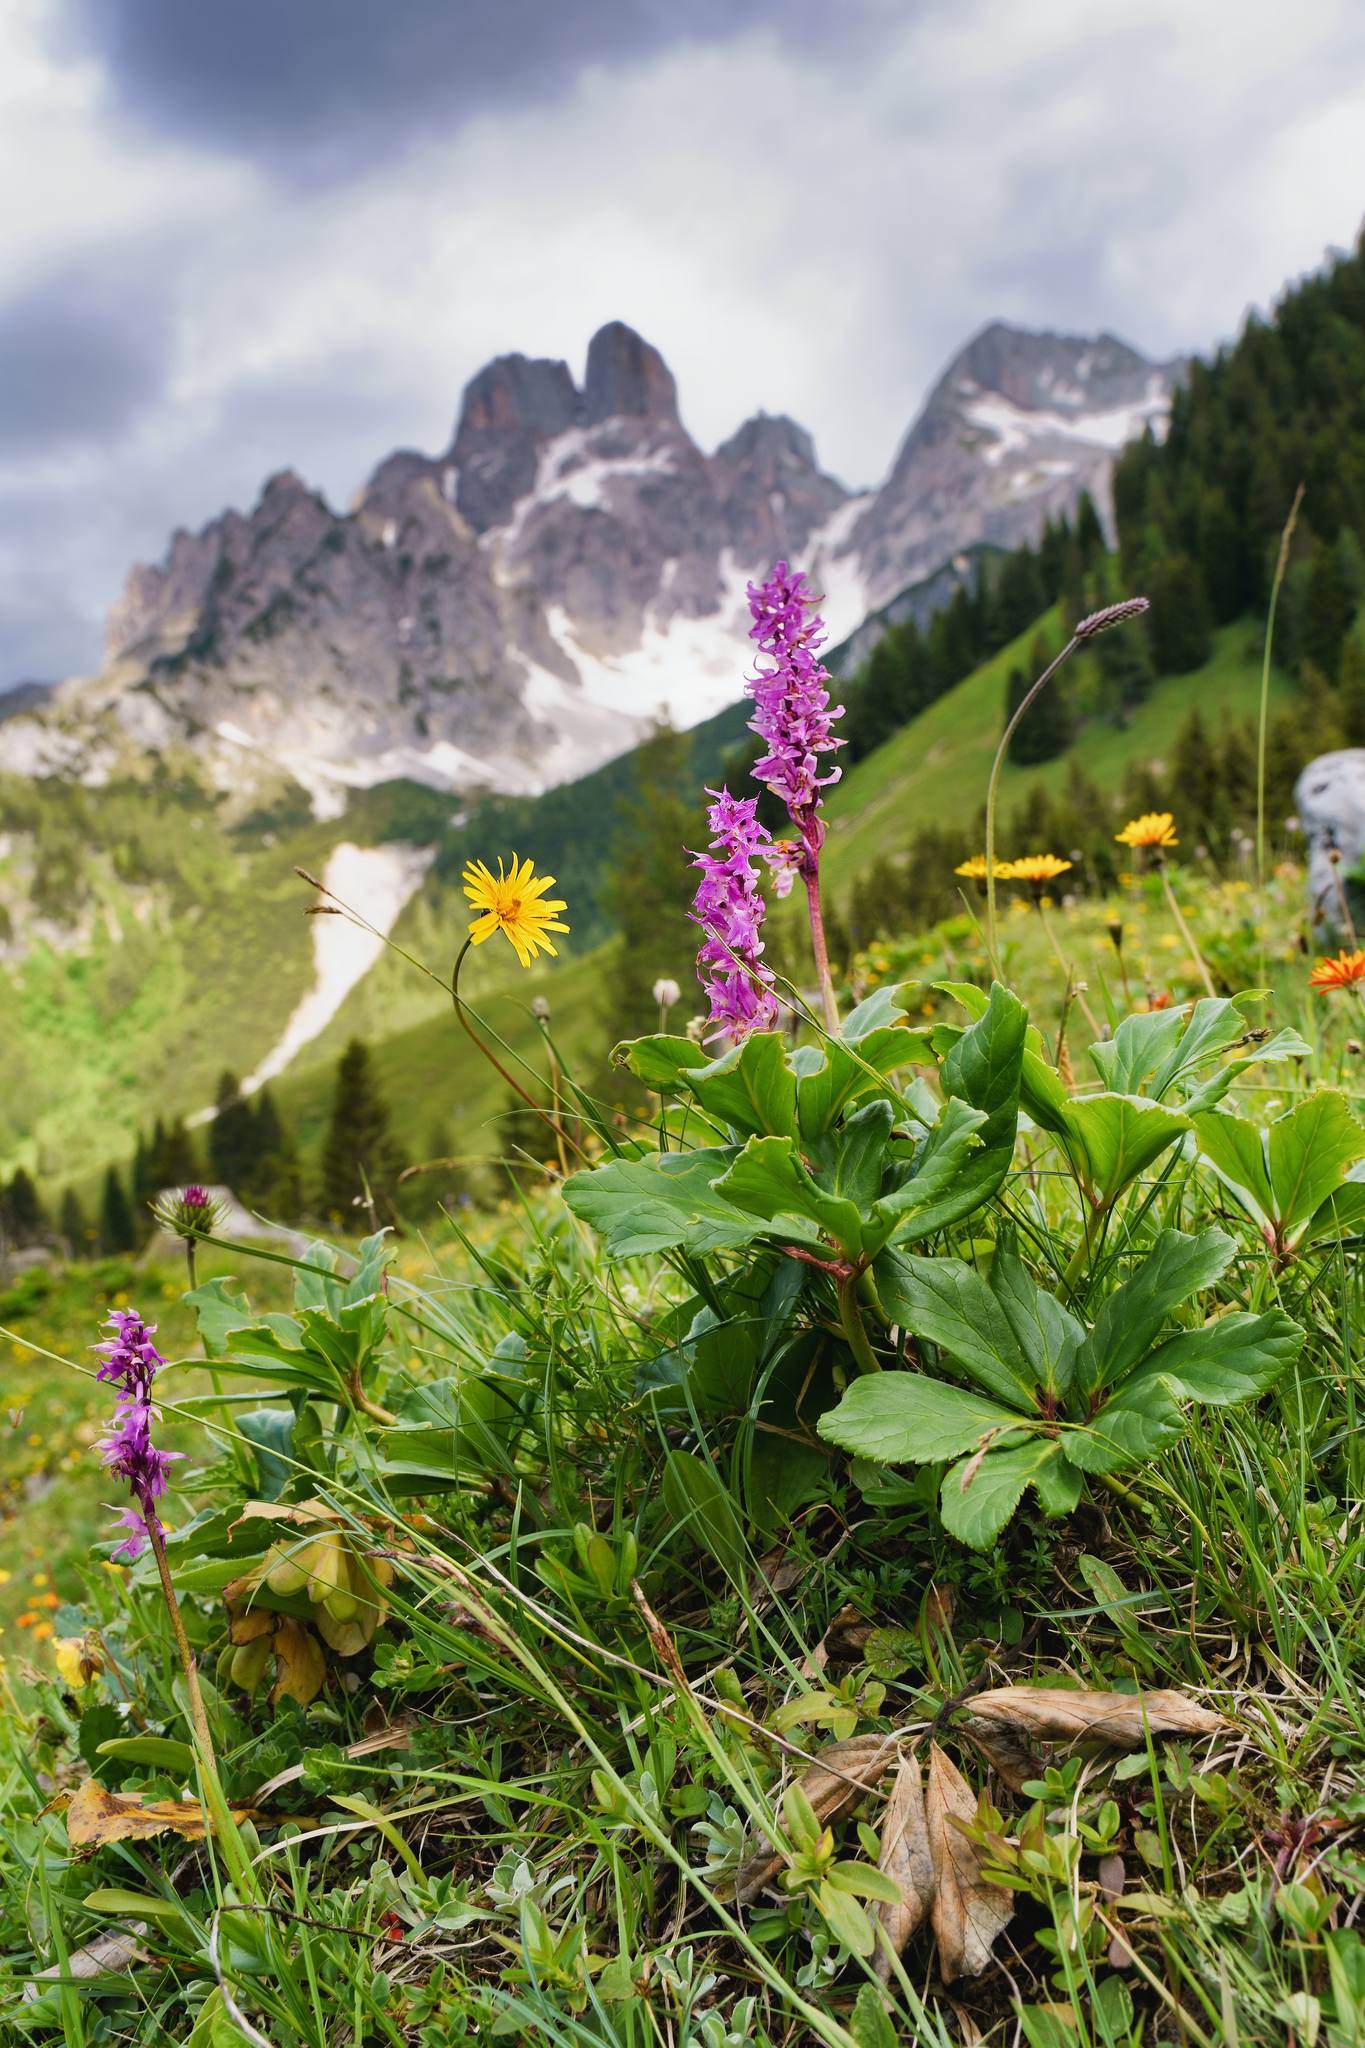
[2,318,1183,812]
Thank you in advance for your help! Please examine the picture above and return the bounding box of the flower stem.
[837,1270,880,1374]
[802,858,841,1036]
[450,938,583,1162]
[1158,862,1217,1000]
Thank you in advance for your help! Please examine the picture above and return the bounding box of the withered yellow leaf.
[271,1616,326,1707]
[926,1743,1013,1982]
[66,1781,253,1853]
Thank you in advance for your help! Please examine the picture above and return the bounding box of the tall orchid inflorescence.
[745,563,844,1029]
[690,787,780,1043]
[94,1308,182,1560]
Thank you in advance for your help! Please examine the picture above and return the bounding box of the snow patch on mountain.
[241,841,435,1093]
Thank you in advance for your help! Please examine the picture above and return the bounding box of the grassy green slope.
[266,610,1288,1171]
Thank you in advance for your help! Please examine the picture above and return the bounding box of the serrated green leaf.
[795,1025,931,1139]
[1192,1108,1275,1233]
[1267,1091,1365,1245]
[686,1032,798,1139]
[1089,1004,1188,1095]
[872,1251,1037,1406]
[940,1440,1077,1548]
[818,1375,1030,1464]
[562,1148,760,1258]
[936,981,1027,1216]
[1073,1227,1235,1397]
[714,1135,862,1256]
[615,1033,707,1092]
[989,1242,1085,1399]
[1059,1094,1190,1205]
[866,1096,987,1252]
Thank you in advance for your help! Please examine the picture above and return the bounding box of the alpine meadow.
[5,15,1365,2044]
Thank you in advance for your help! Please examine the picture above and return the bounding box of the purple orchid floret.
[93,1308,182,1561]
[690,787,780,1044]
[745,562,844,855]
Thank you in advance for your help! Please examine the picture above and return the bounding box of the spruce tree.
[2,1169,45,1245]
[1005,638,1073,766]
[1339,637,1365,743]
[99,1166,137,1254]
[59,1188,89,1258]
[209,1072,258,1193]
[162,1119,200,1188]
[317,1040,403,1228]
[1147,554,1213,674]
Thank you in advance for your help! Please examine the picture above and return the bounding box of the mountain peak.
[449,351,581,531]
[583,321,678,427]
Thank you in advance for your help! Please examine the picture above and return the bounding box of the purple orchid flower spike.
[94,1308,183,1561]
[690,786,780,1045]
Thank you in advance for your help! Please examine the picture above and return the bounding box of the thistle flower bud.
[152,1184,224,1241]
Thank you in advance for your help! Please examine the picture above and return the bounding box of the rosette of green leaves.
[817,1226,1303,1547]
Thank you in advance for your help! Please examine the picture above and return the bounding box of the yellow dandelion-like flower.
[1003,853,1074,885]
[1115,811,1178,849]
[461,854,569,970]
[955,854,1014,880]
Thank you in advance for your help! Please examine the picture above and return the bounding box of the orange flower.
[1309,948,1365,992]
[1003,853,1073,885]
[1115,811,1178,849]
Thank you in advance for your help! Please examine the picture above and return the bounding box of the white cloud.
[2,0,1363,678]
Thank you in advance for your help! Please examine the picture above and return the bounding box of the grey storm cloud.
[52,0,861,180]
[0,262,171,455]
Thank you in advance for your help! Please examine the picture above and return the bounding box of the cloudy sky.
[3,0,1364,683]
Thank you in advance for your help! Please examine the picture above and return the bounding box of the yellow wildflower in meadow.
[955,855,1013,880]
[461,854,569,969]
[1116,811,1179,850]
[1003,854,1073,886]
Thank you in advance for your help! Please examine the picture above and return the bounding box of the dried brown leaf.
[964,1685,1226,1754]
[229,1498,340,1533]
[228,1607,275,1646]
[926,1743,1013,1982]
[872,1755,935,1979]
[22,1925,145,2002]
[66,1781,253,1854]
[727,1733,897,1903]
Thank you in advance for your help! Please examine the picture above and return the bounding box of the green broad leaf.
[562,1148,760,1258]
[661,1449,746,1581]
[615,1033,707,1093]
[1177,1017,1310,1113]
[826,1861,903,1904]
[1059,1093,1190,1205]
[989,1242,1084,1399]
[1267,1091,1365,1247]
[83,1888,190,1927]
[1063,1378,1182,1473]
[185,1277,253,1359]
[1192,1108,1276,1233]
[685,1031,798,1139]
[1089,1004,1188,1095]
[1120,1307,1303,1406]
[872,1251,1037,1407]
[1306,1171,1365,1244]
[1073,1227,1235,1397]
[795,1025,931,1139]
[866,1096,988,1253]
[850,1984,901,2048]
[816,1098,897,1214]
[714,1136,862,1256]
[936,982,1027,1214]
[815,1877,876,1956]
[237,1408,296,1501]
[940,1440,1078,1549]
[95,1736,197,1774]
[817,1374,1030,1464]
[842,982,919,1040]
[929,981,1070,1134]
